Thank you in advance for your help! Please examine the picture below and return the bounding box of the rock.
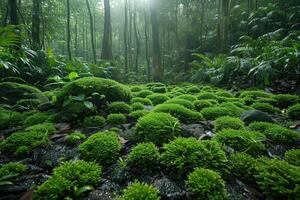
[241,110,274,125]
[88,190,113,200]
[55,123,71,133]
[153,177,186,200]
[38,101,55,111]
[182,124,206,138]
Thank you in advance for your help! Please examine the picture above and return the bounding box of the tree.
[66,0,72,60]
[9,0,18,25]
[32,0,40,50]
[124,0,128,72]
[86,0,96,63]
[101,0,113,60]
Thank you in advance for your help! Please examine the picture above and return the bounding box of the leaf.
[72,94,85,101]
[84,101,94,109]
[68,72,79,80]
[75,185,94,197]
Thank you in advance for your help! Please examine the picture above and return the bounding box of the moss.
[58,101,97,122]
[146,82,165,88]
[66,131,86,144]
[214,116,245,132]
[25,123,56,134]
[273,94,299,108]
[197,92,219,101]
[254,158,300,199]
[186,168,228,200]
[161,138,228,175]
[79,131,121,166]
[131,97,153,106]
[131,102,145,111]
[165,98,194,109]
[146,94,170,105]
[153,104,203,123]
[83,115,106,128]
[248,121,279,133]
[239,90,272,99]
[136,90,154,98]
[215,91,233,98]
[251,102,280,114]
[186,86,201,94]
[16,98,42,109]
[152,86,168,93]
[285,149,300,166]
[135,112,181,146]
[0,162,27,177]
[34,160,101,200]
[127,142,160,169]
[129,110,150,120]
[193,100,215,111]
[118,182,160,200]
[287,104,300,120]
[201,106,233,120]
[214,129,266,155]
[0,107,24,130]
[108,101,131,114]
[24,112,50,127]
[107,113,126,125]
[176,94,197,102]
[130,86,144,92]
[229,153,258,183]
[219,102,245,117]
[254,97,277,106]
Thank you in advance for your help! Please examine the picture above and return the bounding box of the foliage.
[24,112,50,127]
[107,113,126,125]
[197,92,219,101]
[117,181,160,200]
[0,107,24,130]
[83,115,106,128]
[251,102,281,114]
[135,112,181,146]
[129,110,150,120]
[165,98,194,109]
[131,97,153,106]
[201,106,233,120]
[285,149,300,166]
[214,116,245,132]
[176,94,197,102]
[272,94,299,109]
[146,94,170,106]
[193,100,216,111]
[0,162,27,178]
[108,101,131,114]
[136,90,153,98]
[66,131,86,144]
[186,168,228,200]
[287,104,300,120]
[130,102,145,111]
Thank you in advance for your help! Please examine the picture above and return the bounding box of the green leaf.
[75,185,94,197]
[72,94,85,101]
[84,101,94,109]
[68,72,79,80]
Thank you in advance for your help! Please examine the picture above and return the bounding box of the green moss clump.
[135,112,181,145]
[66,131,86,144]
[129,110,150,120]
[0,162,27,177]
[229,153,258,183]
[176,94,197,102]
[146,94,170,105]
[219,102,245,117]
[130,86,144,92]
[131,97,153,106]
[0,107,24,130]
[127,142,160,169]
[215,91,233,98]
[186,168,228,200]
[34,160,101,200]
[285,149,300,166]
[152,86,167,93]
[197,92,219,101]
[214,116,245,132]
[24,112,50,127]
[201,106,233,120]
[186,86,201,94]
[107,113,126,125]
[79,131,121,166]
[254,159,300,199]
[161,138,228,175]
[108,101,131,114]
[248,121,279,133]
[273,94,299,108]
[254,98,277,106]
[165,98,194,109]
[83,115,106,128]
[153,104,203,123]
[239,90,272,99]
[25,123,56,134]
[136,90,154,98]
[251,102,280,114]
[131,102,145,111]
[118,182,160,200]
[193,100,216,111]
[214,129,266,155]
[287,104,300,120]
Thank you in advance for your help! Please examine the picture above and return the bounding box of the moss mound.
[214,116,245,132]
[285,149,300,166]
[287,104,300,120]
[146,94,170,105]
[118,182,160,200]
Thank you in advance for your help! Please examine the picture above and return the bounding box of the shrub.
[287,104,300,120]
[251,103,280,114]
[176,94,197,102]
[186,168,228,200]
[186,86,201,94]
[108,101,131,114]
[193,100,215,111]
[214,116,245,132]
[161,138,228,175]
[273,94,299,108]
[136,90,154,98]
[201,106,233,120]
[24,112,50,127]
[254,159,300,199]
[131,97,153,106]
[214,129,266,155]
[127,143,160,169]
[131,102,145,111]
[79,131,121,166]
[129,110,150,120]
[0,162,27,177]
[107,114,126,125]
[146,94,170,105]
[34,160,101,200]
[66,131,86,144]
[229,153,258,183]
[153,104,203,123]
[165,98,194,109]
[197,92,219,101]
[83,115,106,128]
[285,149,300,166]
[135,112,181,146]
[118,181,160,200]
[239,90,272,99]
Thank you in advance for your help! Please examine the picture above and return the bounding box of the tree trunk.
[133,1,140,75]
[10,0,18,25]
[86,0,97,63]
[150,0,162,82]
[124,0,128,72]
[144,0,150,82]
[74,16,78,57]
[66,0,72,60]
[221,0,229,53]
[101,0,113,60]
[32,0,40,50]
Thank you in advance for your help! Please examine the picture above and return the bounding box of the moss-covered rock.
[131,97,153,106]
[251,102,280,114]
[285,149,300,166]
[107,113,126,125]
[214,116,245,132]
[165,98,194,109]
[201,106,233,120]
[287,104,300,120]
[24,112,50,127]
[193,100,216,111]
[83,115,106,128]
[146,94,170,105]
[240,110,274,125]
[0,107,24,130]
[273,94,299,109]
[197,92,219,101]
[118,182,160,200]
[131,102,145,111]
[129,110,150,120]
[0,162,27,177]
[136,90,154,98]
[176,94,197,102]
[108,101,131,114]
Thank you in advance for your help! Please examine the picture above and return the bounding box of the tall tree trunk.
[32,0,40,50]
[144,0,150,82]
[128,0,132,70]
[133,1,140,75]
[74,16,78,57]
[101,0,113,60]
[86,0,96,63]
[221,0,229,53]
[10,0,18,25]
[150,0,162,82]
[3,1,9,26]
[124,0,128,72]
[66,0,72,60]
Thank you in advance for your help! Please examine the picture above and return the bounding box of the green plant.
[193,100,215,111]
[34,160,101,200]
[273,94,299,109]
[131,97,153,106]
[152,86,167,93]
[186,86,201,94]
[107,113,126,125]
[248,121,280,133]
[287,104,300,120]
[0,107,24,130]
[161,138,228,175]
[285,149,300,166]
[118,181,160,200]
[254,159,300,199]
[24,112,50,127]
[214,129,266,155]
[239,90,272,99]
[67,131,86,144]
[136,90,153,98]
[25,123,56,134]
[129,110,150,120]
[251,102,280,114]
[176,94,197,102]
[0,162,27,177]
[108,101,131,114]
[131,102,145,111]
[146,94,170,106]
[153,104,203,123]
[135,112,181,146]
[165,98,194,109]
[127,142,160,169]
[197,92,219,101]
[219,102,245,117]
[201,106,233,120]
[131,86,144,92]
[214,116,245,132]
[79,131,121,166]
[83,115,106,128]
[186,168,228,200]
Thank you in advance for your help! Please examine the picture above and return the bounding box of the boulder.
[241,110,274,125]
